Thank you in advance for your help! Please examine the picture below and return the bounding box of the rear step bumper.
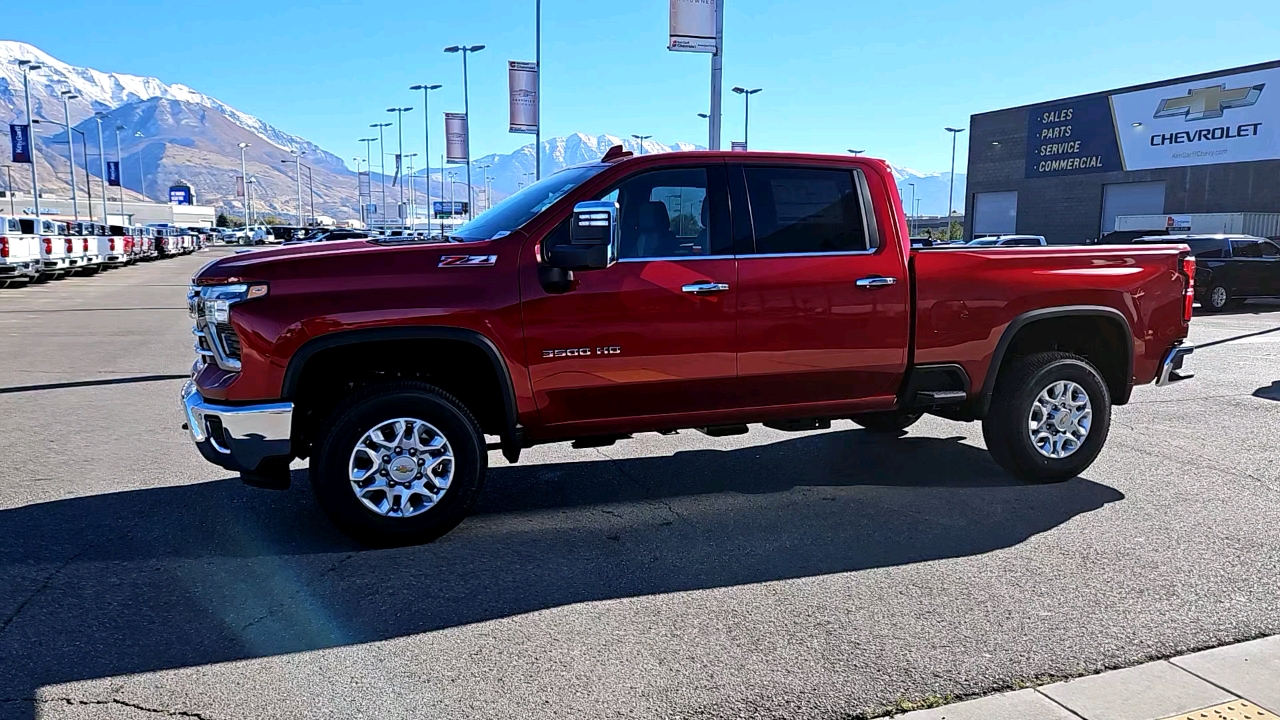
[1157,342,1194,386]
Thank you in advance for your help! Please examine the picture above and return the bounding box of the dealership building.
[964,59,1280,243]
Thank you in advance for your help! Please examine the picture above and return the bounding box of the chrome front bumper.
[182,380,294,473]
[1156,342,1194,386]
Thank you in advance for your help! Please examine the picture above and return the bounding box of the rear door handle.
[856,276,898,288]
[681,281,731,295]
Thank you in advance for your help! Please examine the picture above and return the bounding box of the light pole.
[410,84,442,235]
[358,137,376,222]
[3,166,14,215]
[631,134,652,154]
[534,0,542,180]
[913,199,921,237]
[304,164,315,225]
[17,60,45,221]
[283,152,306,226]
[731,87,762,150]
[444,44,484,220]
[477,163,491,212]
[404,152,419,226]
[238,142,250,227]
[707,0,725,150]
[447,171,457,220]
[387,106,413,218]
[246,177,256,226]
[58,91,81,220]
[370,122,391,224]
[133,131,146,199]
[907,182,916,236]
[847,149,865,156]
[113,125,126,220]
[945,126,965,233]
[93,112,108,224]
[32,118,93,220]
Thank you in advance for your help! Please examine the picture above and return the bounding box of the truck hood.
[193,238,499,285]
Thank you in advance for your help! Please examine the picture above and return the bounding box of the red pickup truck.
[183,149,1195,545]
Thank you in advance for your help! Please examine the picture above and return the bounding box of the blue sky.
[7,0,1280,173]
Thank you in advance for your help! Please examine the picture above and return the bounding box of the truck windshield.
[451,166,606,241]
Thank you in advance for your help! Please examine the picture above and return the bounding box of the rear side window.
[5,218,17,233]
[1184,240,1227,259]
[1259,242,1280,258]
[743,167,868,254]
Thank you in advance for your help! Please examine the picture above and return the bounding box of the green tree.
[216,212,244,228]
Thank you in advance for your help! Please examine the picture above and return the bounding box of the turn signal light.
[1181,255,1196,323]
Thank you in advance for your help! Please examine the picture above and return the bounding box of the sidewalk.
[896,635,1279,720]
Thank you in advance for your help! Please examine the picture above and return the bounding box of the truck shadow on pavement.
[0,430,1123,715]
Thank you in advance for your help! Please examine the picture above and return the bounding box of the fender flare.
[282,326,523,462]
[977,305,1133,417]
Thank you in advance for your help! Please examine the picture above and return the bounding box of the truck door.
[521,162,739,428]
[731,163,910,409]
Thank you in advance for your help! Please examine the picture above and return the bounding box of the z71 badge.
[438,255,497,267]
[543,346,622,359]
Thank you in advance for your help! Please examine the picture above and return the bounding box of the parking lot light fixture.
[847,149,865,156]
[410,84,442,235]
[731,87,762,150]
[945,127,966,226]
[371,122,392,224]
[444,44,484,220]
[631,134,653,154]
[17,60,45,221]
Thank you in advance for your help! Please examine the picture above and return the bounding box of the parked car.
[1135,234,1280,311]
[69,222,103,275]
[281,228,371,245]
[26,218,71,281]
[0,214,41,287]
[183,148,1196,546]
[968,235,1048,247]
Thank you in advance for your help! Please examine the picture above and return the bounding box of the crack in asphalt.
[0,696,219,719]
[592,447,697,528]
[237,552,359,634]
[0,547,92,636]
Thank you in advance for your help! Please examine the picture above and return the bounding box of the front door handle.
[681,281,731,295]
[856,276,898,288]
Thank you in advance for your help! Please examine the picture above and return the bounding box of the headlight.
[191,283,268,371]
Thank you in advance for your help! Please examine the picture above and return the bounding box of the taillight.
[65,238,73,253]
[83,238,89,252]
[109,238,116,251]
[1181,255,1196,323]
[43,238,52,254]
[0,238,8,258]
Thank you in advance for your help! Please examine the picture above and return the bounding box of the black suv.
[1136,234,1280,311]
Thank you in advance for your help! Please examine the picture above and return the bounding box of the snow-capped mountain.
[0,40,344,170]
[889,166,967,218]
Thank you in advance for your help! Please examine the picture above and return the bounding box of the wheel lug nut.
[417,458,425,466]
[382,455,390,463]
[409,449,417,456]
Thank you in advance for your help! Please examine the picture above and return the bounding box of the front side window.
[1258,241,1280,258]
[743,167,868,254]
[1231,240,1262,258]
[608,167,711,259]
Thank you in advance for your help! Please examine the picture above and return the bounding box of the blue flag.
[9,124,31,164]
[106,161,121,187]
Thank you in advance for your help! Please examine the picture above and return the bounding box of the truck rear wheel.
[311,381,487,546]
[982,352,1111,484]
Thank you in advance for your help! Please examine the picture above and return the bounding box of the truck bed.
[909,244,1190,400]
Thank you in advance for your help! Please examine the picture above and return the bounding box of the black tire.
[32,273,50,284]
[1202,285,1231,312]
[982,352,1111,484]
[311,381,487,546]
[851,410,923,434]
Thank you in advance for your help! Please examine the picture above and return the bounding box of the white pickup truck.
[0,215,41,288]
[27,218,71,282]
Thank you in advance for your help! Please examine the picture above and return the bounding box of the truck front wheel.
[311,381,487,546]
[982,352,1111,484]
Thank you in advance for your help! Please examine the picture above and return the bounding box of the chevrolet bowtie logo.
[1154,83,1265,121]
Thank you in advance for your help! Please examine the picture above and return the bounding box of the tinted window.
[744,167,867,254]
[1259,242,1280,258]
[1231,240,1262,258]
[1002,237,1044,246]
[1181,239,1228,259]
[604,167,714,259]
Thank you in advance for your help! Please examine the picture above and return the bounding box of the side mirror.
[547,201,618,271]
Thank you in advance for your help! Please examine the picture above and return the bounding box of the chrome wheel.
[1027,380,1092,459]
[1209,286,1228,309]
[348,417,454,518]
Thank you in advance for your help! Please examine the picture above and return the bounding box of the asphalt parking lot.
[1,248,1278,720]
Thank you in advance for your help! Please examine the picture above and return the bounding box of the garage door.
[1101,181,1165,234]
[973,191,1018,236]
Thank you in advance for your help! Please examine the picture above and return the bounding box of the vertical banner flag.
[508,61,539,134]
[9,123,32,163]
[669,0,717,53]
[235,175,246,198]
[106,161,121,187]
[445,113,468,164]
[357,171,371,198]
[392,154,402,187]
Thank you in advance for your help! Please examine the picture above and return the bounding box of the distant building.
[965,59,1280,243]
[0,190,215,227]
